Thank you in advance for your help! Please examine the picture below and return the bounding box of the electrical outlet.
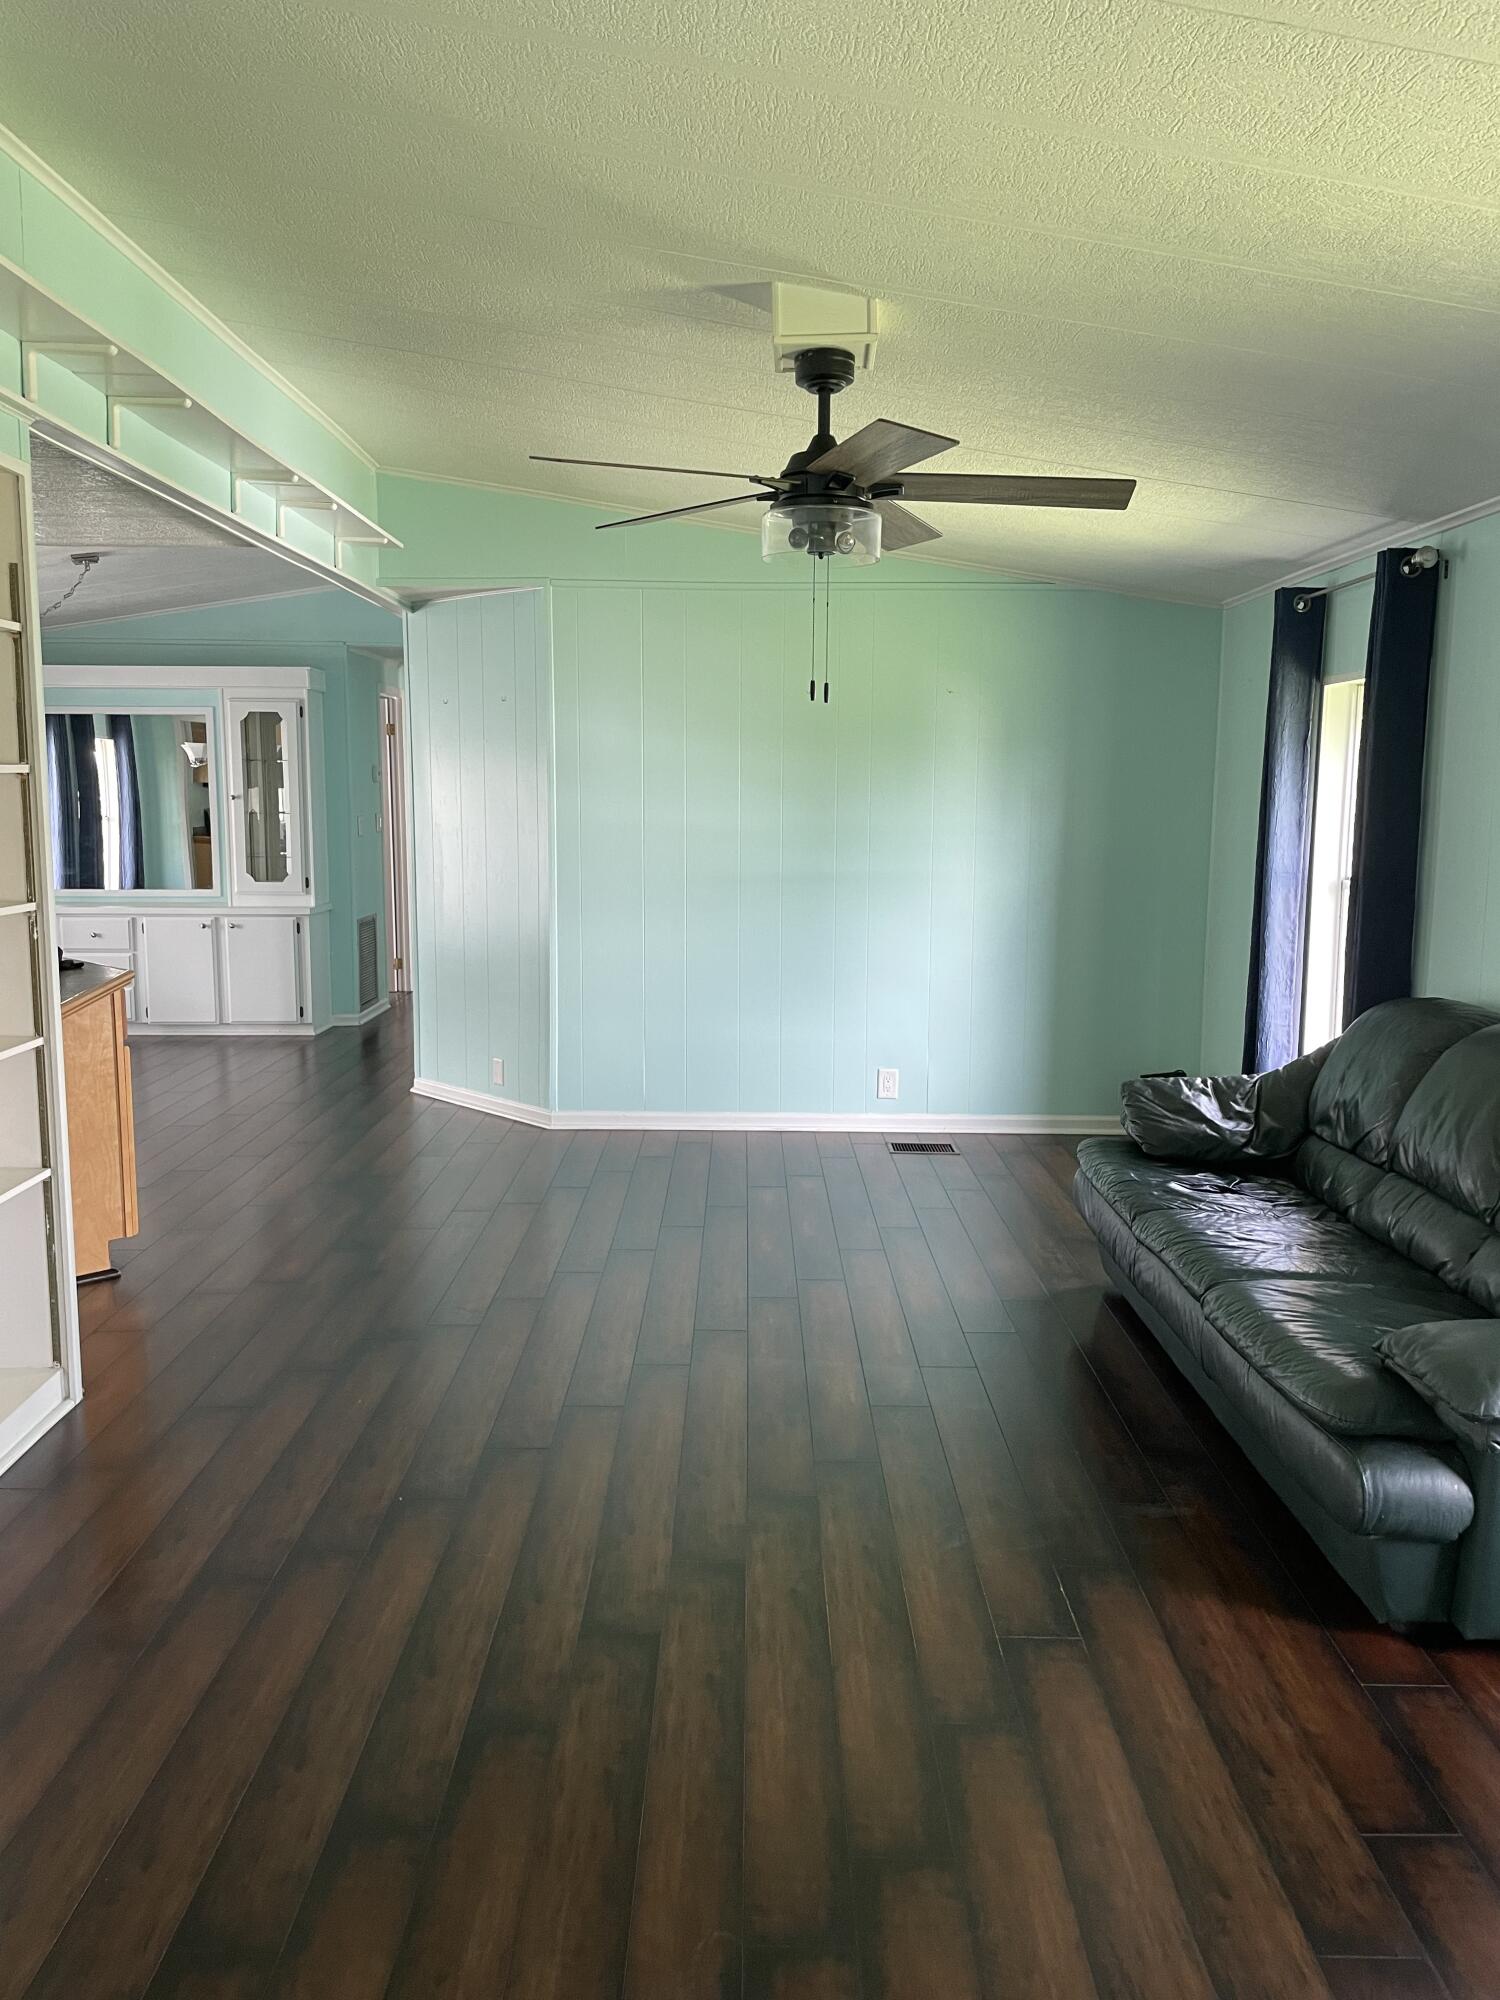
[491,1057,506,1088]
[876,1067,899,1101]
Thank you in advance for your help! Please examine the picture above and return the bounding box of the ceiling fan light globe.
[762,499,882,565]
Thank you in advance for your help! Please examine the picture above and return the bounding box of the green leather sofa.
[1074,997,1500,1637]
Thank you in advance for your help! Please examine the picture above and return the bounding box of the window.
[1301,677,1364,1052]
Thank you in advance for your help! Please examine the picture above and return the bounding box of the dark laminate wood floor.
[4,1005,1500,1998]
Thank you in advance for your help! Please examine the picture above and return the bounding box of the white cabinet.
[222,916,302,1025]
[227,697,307,901]
[138,916,218,1023]
[58,916,137,1021]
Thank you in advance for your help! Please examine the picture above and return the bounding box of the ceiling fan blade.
[807,420,958,485]
[532,454,782,486]
[890,474,1137,510]
[875,500,942,551]
[594,493,768,531]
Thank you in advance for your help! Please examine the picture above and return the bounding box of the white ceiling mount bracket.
[20,340,120,401]
[770,285,879,374]
[107,393,193,451]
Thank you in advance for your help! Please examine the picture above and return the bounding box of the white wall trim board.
[1221,490,1500,608]
[0,122,377,471]
[410,1076,1120,1135]
[332,999,390,1027]
[46,662,323,693]
[130,1022,317,1039]
[0,1368,70,1479]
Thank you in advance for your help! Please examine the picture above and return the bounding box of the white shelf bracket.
[20,340,120,402]
[106,394,193,451]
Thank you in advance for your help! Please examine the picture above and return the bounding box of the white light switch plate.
[876,1067,899,1101]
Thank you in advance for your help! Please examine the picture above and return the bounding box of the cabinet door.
[227,699,306,899]
[138,917,218,1023]
[69,952,138,1021]
[222,917,301,1025]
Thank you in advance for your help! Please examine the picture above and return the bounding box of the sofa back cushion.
[1298,998,1500,1312]
[1306,998,1494,1164]
[1391,1024,1500,1221]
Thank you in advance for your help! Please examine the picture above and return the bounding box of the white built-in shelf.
[0,1035,42,1064]
[0,1165,50,1209]
[0,902,37,918]
[0,764,30,776]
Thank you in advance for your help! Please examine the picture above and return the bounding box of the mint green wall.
[41,588,401,1016]
[1200,513,1500,1070]
[552,580,1219,1117]
[392,481,1223,1119]
[406,591,551,1105]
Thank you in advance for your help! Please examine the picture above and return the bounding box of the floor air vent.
[887,1139,959,1156]
[357,916,379,1009]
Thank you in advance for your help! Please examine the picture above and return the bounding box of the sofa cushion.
[1084,1208,1475,1542]
[1200,1277,1483,1441]
[1076,1137,1414,1302]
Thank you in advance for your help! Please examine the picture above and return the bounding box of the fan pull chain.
[823,559,831,704]
[809,558,817,702]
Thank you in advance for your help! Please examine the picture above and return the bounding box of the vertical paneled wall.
[548,579,1220,1118]
[405,591,551,1105]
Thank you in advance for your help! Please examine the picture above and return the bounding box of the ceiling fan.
[533,345,1136,566]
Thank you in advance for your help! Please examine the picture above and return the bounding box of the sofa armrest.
[1380,1319,1500,1637]
[1120,1042,1331,1165]
[1378,1320,1500,1449]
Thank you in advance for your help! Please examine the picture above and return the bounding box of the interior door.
[222,916,301,1024]
[227,698,305,899]
[138,915,218,1022]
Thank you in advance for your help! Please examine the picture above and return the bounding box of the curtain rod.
[1292,545,1439,613]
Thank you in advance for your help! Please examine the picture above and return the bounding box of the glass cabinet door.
[227,697,305,899]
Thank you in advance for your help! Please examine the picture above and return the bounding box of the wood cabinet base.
[60,966,138,1282]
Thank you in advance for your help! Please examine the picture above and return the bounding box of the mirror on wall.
[46,710,216,893]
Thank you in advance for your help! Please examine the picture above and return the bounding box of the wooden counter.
[60,963,138,1282]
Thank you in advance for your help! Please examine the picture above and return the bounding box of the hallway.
[1,1007,1498,1997]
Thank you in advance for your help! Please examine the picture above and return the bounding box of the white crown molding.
[1221,490,1500,608]
[0,123,377,473]
[411,1075,1120,1135]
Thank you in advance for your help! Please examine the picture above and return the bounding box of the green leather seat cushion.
[1078,1137,1417,1301]
[1200,1277,1483,1441]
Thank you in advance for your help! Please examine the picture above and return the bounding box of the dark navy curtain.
[47,714,104,890]
[1243,588,1327,1073]
[1342,547,1440,1022]
[45,715,77,889]
[109,714,145,892]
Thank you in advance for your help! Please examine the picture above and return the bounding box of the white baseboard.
[0,1367,70,1478]
[333,999,391,1027]
[411,1076,1119,1135]
[130,1021,317,1038]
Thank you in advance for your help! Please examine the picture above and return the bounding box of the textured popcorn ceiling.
[2,0,1498,599]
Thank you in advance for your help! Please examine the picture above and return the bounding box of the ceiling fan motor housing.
[792,346,857,398]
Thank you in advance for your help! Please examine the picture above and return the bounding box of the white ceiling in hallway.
[1,0,1498,599]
